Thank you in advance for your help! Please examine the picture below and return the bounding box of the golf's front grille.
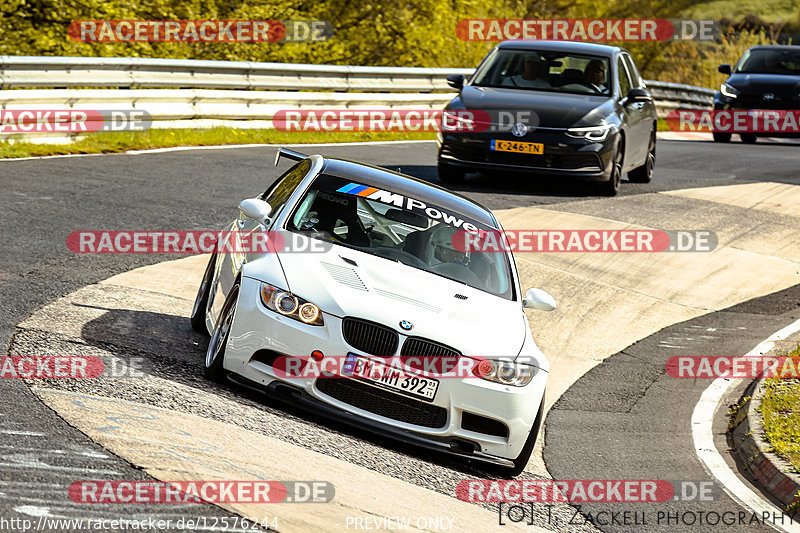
[401,337,461,358]
[342,317,399,356]
[316,378,447,428]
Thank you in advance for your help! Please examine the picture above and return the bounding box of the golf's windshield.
[287,175,513,300]
[471,49,611,96]
[737,49,800,74]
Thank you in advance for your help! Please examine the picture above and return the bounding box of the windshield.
[286,174,514,300]
[737,49,800,74]
[471,49,611,96]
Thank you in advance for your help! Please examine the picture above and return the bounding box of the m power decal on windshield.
[335,182,481,231]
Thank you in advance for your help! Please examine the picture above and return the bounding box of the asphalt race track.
[1,138,800,532]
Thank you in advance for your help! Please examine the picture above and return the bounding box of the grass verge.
[760,345,800,472]
[0,128,438,159]
[0,121,678,159]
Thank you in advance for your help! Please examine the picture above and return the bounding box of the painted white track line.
[693,317,800,533]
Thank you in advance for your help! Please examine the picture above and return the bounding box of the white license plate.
[342,353,439,402]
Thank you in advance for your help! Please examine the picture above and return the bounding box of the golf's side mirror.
[446,74,465,90]
[627,88,652,103]
[718,63,732,75]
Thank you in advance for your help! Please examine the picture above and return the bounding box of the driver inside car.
[584,59,607,92]
[428,224,471,266]
[505,56,550,89]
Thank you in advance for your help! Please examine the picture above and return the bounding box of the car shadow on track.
[77,306,519,479]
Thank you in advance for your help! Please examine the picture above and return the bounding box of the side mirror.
[446,74,465,90]
[626,87,652,103]
[238,198,272,224]
[718,63,732,75]
[522,288,557,312]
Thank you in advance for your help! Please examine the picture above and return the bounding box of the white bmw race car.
[191,148,556,475]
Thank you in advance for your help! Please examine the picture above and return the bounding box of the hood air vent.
[374,288,441,313]
[321,262,367,291]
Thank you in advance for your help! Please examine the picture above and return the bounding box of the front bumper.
[223,276,548,462]
[437,129,615,181]
[228,374,516,467]
[714,93,800,138]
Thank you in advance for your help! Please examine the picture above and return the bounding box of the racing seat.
[402,225,439,262]
[306,192,371,247]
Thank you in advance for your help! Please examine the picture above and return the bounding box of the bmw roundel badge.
[399,320,413,331]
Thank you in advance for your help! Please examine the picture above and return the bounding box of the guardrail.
[644,80,715,113]
[0,56,474,92]
[0,56,715,140]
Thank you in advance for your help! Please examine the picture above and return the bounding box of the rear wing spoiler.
[274,147,309,166]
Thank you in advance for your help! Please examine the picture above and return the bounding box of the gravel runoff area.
[10,282,599,533]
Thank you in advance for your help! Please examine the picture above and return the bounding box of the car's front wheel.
[713,132,731,143]
[437,162,466,184]
[190,253,217,334]
[204,281,239,381]
[740,133,757,144]
[596,141,623,196]
[629,130,655,183]
[507,399,545,477]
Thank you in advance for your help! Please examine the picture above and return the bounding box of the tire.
[628,130,655,183]
[507,399,545,477]
[596,141,623,196]
[204,281,239,382]
[190,253,217,334]
[741,133,757,144]
[713,132,731,143]
[437,162,466,184]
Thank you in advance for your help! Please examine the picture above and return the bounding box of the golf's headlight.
[566,123,612,141]
[473,359,536,387]
[260,283,324,326]
[720,83,739,98]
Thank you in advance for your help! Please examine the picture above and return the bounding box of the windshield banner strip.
[334,180,486,232]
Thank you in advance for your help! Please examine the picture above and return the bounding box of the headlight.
[473,359,536,387]
[565,123,613,141]
[720,83,739,98]
[260,283,324,326]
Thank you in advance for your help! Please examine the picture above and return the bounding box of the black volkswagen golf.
[714,45,800,143]
[437,41,657,196]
